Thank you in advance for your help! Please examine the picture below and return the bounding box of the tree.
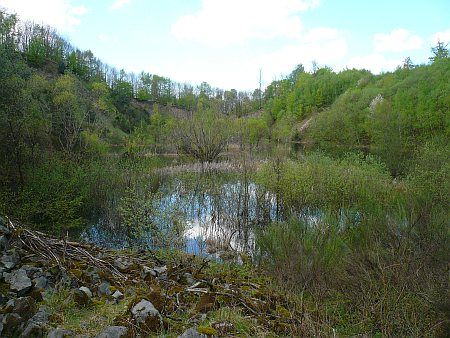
[173,109,230,163]
[429,41,449,63]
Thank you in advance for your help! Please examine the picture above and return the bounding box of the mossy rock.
[197,325,218,336]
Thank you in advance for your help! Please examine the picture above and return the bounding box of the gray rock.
[4,268,32,295]
[1,252,19,270]
[97,281,111,296]
[20,321,45,338]
[73,286,92,306]
[0,217,11,235]
[0,235,8,251]
[33,276,48,290]
[178,327,207,338]
[47,328,76,338]
[29,305,49,324]
[141,266,156,279]
[111,290,124,301]
[22,265,42,278]
[113,258,133,272]
[131,299,161,324]
[153,265,167,275]
[182,272,196,286]
[96,325,128,338]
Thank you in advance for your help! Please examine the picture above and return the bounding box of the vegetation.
[0,7,449,337]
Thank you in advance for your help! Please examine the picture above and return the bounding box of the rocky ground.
[0,217,304,337]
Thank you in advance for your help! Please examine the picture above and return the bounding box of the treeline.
[0,10,261,115]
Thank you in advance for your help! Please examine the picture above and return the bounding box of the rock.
[96,326,129,338]
[4,268,32,295]
[0,235,8,251]
[13,296,37,320]
[33,276,48,290]
[1,252,20,270]
[131,299,162,330]
[153,265,167,275]
[47,328,76,338]
[22,265,42,278]
[141,266,156,279]
[182,272,196,286]
[2,313,23,337]
[0,217,11,235]
[20,321,45,338]
[113,258,133,272]
[178,327,207,338]
[97,281,111,297]
[111,290,124,301]
[73,286,92,306]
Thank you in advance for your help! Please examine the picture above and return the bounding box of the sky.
[1,0,449,90]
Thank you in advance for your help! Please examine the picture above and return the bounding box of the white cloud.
[171,0,320,47]
[0,0,87,32]
[257,28,348,77]
[346,54,402,74]
[110,0,131,10]
[373,28,423,53]
[431,29,450,44]
[98,33,110,42]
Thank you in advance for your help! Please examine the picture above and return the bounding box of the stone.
[2,313,23,337]
[22,265,42,278]
[113,258,133,272]
[111,290,124,301]
[131,299,162,329]
[182,272,196,286]
[13,296,37,320]
[20,321,45,338]
[0,217,11,235]
[153,265,167,275]
[73,286,92,306]
[1,252,20,270]
[141,266,156,279]
[0,235,8,251]
[97,281,111,297]
[4,268,32,295]
[96,326,129,338]
[47,328,76,338]
[33,276,48,290]
[178,327,207,338]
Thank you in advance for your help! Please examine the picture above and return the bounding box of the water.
[82,173,279,258]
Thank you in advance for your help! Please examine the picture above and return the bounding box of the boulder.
[32,276,48,290]
[97,281,111,297]
[4,268,32,295]
[1,252,20,270]
[111,290,124,302]
[96,325,129,338]
[73,286,92,306]
[131,299,162,330]
[113,258,133,272]
[47,328,76,338]
[178,327,207,338]
[181,272,196,286]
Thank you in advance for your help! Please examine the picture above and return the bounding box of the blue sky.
[1,0,449,90]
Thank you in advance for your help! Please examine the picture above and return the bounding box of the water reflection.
[82,174,278,257]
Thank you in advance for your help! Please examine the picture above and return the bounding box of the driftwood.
[5,216,128,282]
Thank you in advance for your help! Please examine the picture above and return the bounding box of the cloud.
[110,0,131,10]
[431,29,450,44]
[98,33,110,42]
[257,28,348,77]
[346,54,402,74]
[171,0,320,47]
[0,0,87,32]
[373,28,423,53]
